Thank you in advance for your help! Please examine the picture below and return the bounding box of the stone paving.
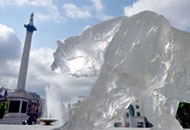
[0,124,58,130]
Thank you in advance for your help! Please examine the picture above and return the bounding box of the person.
[27,115,33,125]
[0,103,5,119]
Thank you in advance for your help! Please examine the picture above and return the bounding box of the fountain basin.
[40,118,57,125]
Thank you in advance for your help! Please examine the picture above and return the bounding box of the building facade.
[114,99,153,128]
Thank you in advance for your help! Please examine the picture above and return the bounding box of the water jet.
[40,85,66,126]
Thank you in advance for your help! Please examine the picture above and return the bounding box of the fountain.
[40,85,66,126]
[40,118,57,125]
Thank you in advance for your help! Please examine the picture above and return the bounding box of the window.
[136,105,140,109]
[125,122,130,127]
[137,122,144,128]
[137,112,141,117]
[126,112,129,117]
[128,104,135,117]
[114,122,122,127]
[21,101,27,113]
[8,100,20,113]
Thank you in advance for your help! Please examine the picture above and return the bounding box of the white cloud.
[62,3,92,19]
[0,60,20,89]
[91,0,103,12]
[61,0,112,20]
[5,0,48,6]
[0,0,112,22]
[0,24,14,39]
[29,0,53,7]
[26,0,64,22]
[0,0,64,23]
[0,0,12,8]
[29,0,64,23]
[15,0,28,6]
[124,0,190,31]
[0,24,21,89]
[0,0,52,8]
[0,24,21,63]
[91,0,112,20]
[35,8,64,23]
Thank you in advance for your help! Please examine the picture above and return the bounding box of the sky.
[0,0,190,104]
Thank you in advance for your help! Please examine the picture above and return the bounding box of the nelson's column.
[17,13,36,92]
[0,13,41,124]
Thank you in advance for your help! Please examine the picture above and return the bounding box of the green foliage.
[0,99,10,118]
[0,103,3,109]
[4,99,9,114]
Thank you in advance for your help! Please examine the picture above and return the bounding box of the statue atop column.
[24,13,37,33]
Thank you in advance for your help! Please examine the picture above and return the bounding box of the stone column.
[16,13,37,91]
